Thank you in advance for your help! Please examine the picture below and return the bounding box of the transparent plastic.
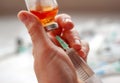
[56,36,103,83]
[66,48,103,83]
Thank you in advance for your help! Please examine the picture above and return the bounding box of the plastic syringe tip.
[56,36,69,50]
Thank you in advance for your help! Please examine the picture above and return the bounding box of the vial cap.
[45,22,58,31]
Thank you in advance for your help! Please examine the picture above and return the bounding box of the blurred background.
[0,0,120,83]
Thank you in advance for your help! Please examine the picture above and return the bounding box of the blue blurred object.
[95,60,120,76]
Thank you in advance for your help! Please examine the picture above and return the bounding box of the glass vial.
[25,0,59,31]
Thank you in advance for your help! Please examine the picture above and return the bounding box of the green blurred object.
[56,36,69,50]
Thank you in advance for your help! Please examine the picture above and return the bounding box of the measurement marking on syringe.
[77,64,90,81]
[68,50,90,81]
[56,36,103,83]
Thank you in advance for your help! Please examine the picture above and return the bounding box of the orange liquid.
[30,7,58,26]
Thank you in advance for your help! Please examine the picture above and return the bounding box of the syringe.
[56,36,103,83]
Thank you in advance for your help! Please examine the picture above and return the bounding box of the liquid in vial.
[30,6,58,26]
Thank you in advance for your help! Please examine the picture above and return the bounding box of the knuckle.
[28,22,40,35]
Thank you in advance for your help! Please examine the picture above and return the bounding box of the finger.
[62,29,81,51]
[48,14,74,37]
[47,14,74,46]
[81,40,89,56]
[56,14,74,31]
[78,40,89,61]
[17,10,53,47]
[62,30,89,61]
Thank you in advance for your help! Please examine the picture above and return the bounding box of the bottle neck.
[44,22,58,31]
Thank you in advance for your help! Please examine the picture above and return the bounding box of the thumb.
[18,11,52,47]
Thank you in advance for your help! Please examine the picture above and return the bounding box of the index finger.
[48,14,74,37]
[47,14,74,45]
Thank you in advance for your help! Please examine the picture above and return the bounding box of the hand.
[17,11,89,83]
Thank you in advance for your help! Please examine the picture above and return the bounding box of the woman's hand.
[17,11,89,83]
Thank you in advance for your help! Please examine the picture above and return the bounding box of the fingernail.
[73,40,81,50]
[75,40,81,44]
[64,18,72,23]
[64,18,74,30]
[79,50,86,59]
[19,13,28,23]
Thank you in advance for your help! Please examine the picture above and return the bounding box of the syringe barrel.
[66,48,103,83]
[85,74,103,83]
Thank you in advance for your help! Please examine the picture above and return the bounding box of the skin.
[17,11,89,83]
